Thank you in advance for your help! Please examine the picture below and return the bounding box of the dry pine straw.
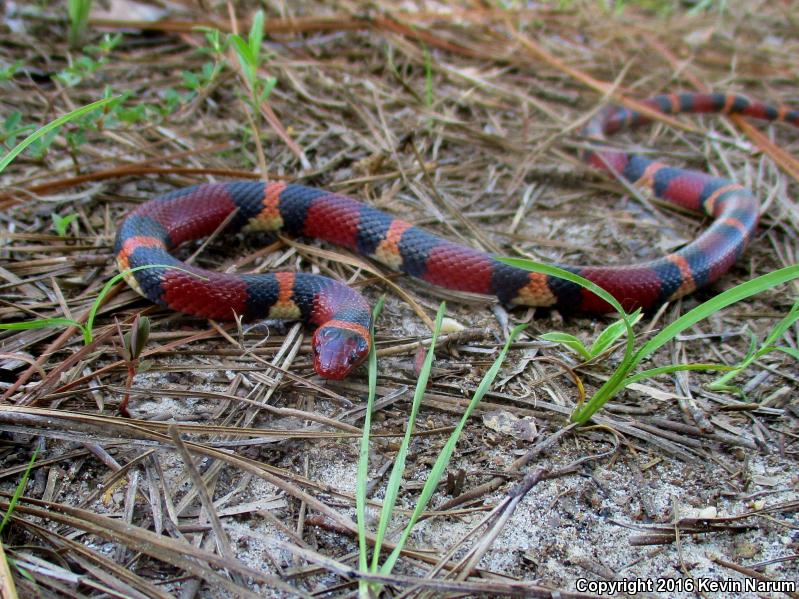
[0,1,797,596]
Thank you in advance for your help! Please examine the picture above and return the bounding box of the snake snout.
[312,324,370,379]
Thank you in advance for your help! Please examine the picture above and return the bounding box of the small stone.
[697,506,717,519]
[440,317,465,333]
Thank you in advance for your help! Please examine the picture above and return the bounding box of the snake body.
[115,93,799,378]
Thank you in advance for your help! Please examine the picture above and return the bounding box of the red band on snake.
[115,92,799,379]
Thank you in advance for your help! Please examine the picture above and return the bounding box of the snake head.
[312,322,371,379]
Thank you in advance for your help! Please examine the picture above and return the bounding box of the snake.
[115,92,798,379]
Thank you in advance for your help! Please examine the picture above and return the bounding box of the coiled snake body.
[115,93,799,378]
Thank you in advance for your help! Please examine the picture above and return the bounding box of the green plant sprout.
[198,27,225,57]
[1,112,24,147]
[57,33,121,87]
[0,60,22,82]
[708,299,799,394]
[356,301,525,595]
[540,309,642,361]
[92,86,180,127]
[118,314,152,416]
[67,0,92,48]
[172,30,226,108]
[60,87,118,152]
[183,60,223,93]
[227,10,278,109]
[51,213,80,237]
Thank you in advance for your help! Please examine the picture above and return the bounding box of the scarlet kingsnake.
[115,93,798,378]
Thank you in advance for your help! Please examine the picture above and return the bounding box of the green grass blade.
[229,35,254,67]
[68,0,92,47]
[709,344,799,394]
[423,44,433,109]
[0,317,82,332]
[760,299,799,345]
[635,265,799,363]
[0,447,39,535]
[248,9,265,61]
[707,331,758,391]
[84,265,207,344]
[622,363,734,386]
[369,303,446,571]
[572,265,799,423]
[497,257,640,424]
[590,309,641,357]
[495,258,636,359]
[229,34,257,90]
[496,258,627,315]
[0,96,119,174]
[5,556,35,585]
[772,346,799,361]
[379,323,527,576]
[357,297,385,575]
[0,265,202,345]
[538,332,591,360]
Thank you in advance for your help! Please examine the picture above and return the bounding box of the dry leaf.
[483,410,537,441]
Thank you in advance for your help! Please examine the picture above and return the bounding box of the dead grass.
[0,1,797,597]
